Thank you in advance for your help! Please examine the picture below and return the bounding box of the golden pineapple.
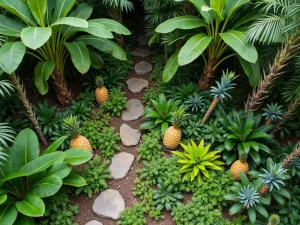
[163,107,189,149]
[230,153,249,180]
[63,115,93,153]
[95,76,108,104]
[259,185,270,196]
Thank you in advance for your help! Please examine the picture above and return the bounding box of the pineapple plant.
[95,76,109,104]
[163,107,189,149]
[230,152,249,180]
[201,70,237,124]
[268,214,280,225]
[63,115,93,153]
[262,103,283,125]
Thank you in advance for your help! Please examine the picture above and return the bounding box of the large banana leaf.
[189,0,214,24]
[34,60,55,95]
[52,0,76,22]
[210,0,226,12]
[89,49,104,69]
[0,42,26,74]
[238,56,260,87]
[162,50,180,82]
[13,214,34,225]
[90,19,131,35]
[63,172,87,187]
[65,41,91,74]
[27,0,47,26]
[78,21,114,39]
[69,3,92,20]
[15,194,45,217]
[0,204,18,224]
[77,35,126,60]
[0,15,26,37]
[21,27,52,50]
[51,17,88,28]
[225,0,250,18]
[155,15,206,33]
[178,33,212,65]
[64,148,92,165]
[219,30,258,63]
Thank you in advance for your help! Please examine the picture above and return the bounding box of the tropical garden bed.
[0,1,300,225]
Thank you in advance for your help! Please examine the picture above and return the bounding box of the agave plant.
[224,172,270,224]
[219,110,276,168]
[140,94,181,134]
[0,128,92,224]
[0,1,130,105]
[153,179,183,211]
[262,103,283,125]
[172,139,224,182]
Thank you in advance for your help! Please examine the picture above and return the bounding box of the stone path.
[91,34,153,224]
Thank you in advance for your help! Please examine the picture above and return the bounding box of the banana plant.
[0,128,92,225]
[0,0,131,105]
[155,0,261,89]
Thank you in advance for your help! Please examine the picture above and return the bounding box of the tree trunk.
[282,141,300,168]
[201,98,220,124]
[9,73,48,147]
[53,69,71,106]
[198,58,217,90]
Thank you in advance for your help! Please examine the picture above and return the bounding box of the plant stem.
[212,54,236,71]
[201,98,220,124]
[282,142,300,168]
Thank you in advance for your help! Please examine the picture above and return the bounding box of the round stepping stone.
[93,189,125,220]
[120,124,141,146]
[121,99,144,121]
[138,35,149,46]
[126,78,149,94]
[85,220,103,225]
[109,152,135,179]
[132,48,151,58]
[135,61,152,75]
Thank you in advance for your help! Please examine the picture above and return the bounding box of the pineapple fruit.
[163,107,188,149]
[268,214,280,225]
[230,152,249,180]
[63,115,93,153]
[95,76,109,104]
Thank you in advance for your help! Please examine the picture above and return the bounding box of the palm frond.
[0,80,14,97]
[284,3,300,33]
[0,123,15,150]
[256,0,297,15]
[102,0,134,13]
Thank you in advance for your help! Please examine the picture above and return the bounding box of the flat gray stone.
[132,48,151,58]
[85,220,103,225]
[126,78,149,93]
[93,189,125,220]
[138,35,149,46]
[135,61,152,75]
[109,152,135,179]
[120,124,141,146]
[122,99,144,121]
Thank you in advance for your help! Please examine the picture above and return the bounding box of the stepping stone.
[122,99,144,121]
[85,221,103,225]
[109,152,135,179]
[120,124,141,146]
[93,189,125,220]
[138,35,149,46]
[132,48,151,58]
[135,61,152,75]
[126,78,149,93]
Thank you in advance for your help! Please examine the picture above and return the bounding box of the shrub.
[98,127,120,159]
[90,108,111,125]
[102,87,127,116]
[137,130,163,161]
[67,101,91,122]
[77,90,95,108]
[76,156,111,199]
[143,86,165,106]
[80,120,105,150]
[117,204,146,225]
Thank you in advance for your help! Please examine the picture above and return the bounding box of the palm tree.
[245,0,300,113]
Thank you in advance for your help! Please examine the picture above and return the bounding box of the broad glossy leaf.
[52,0,76,22]
[15,194,45,217]
[219,30,258,63]
[210,0,226,12]
[77,35,126,60]
[248,207,256,224]
[139,121,156,130]
[249,150,261,165]
[162,50,180,83]
[64,148,92,165]
[34,60,55,95]
[229,203,243,215]
[27,0,47,26]
[0,204,18,224]
[224,194,238,201]
[256,205,268,218]
[0,15,26,37]
[225,0,250,18]
[238,56,260,87]
[51,17,88,28]
[89,49,104,69]
[21,27,52,50]
[178,33,212,65]
[69,3,93,19]
[65,41,91,74]
[28,174,62,198]
[12,128,39,171]
[0,0,36,26]
[0,171,29,184]
[78,21,113,39]
[90,19,131,35]
[0,194,7,204]
[63,173,87,187]
[155,15,206,33]
[43,136,67,154]
[0,42,26,74]
[189,0,214,24]
[202,6,224,22]
[13,214,34,225]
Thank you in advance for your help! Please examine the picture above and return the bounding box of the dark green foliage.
[2,115,31,133]
[76,156,111,199]
[103,69,127,89]
[184,94,207,114]
[137,130,163,161]
[50,127,71,151]
[149,54,164,81]
[0,93,21,116]
[77,90,95,108]
[181,115,203,143]
[98,127,120,159]
[90,108,111,124]
[153,179,183,211]
[165,83,198,101]
[67,101,91,122]
[80,120,106,149]
[36,189,79,225]
[117,204,146,225]
[202,120,228,147]
[102,87,127,116]
[143,86,165,106]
